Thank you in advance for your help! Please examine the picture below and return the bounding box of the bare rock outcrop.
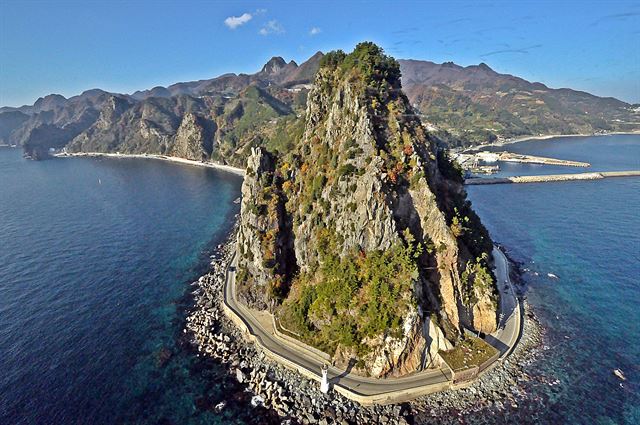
[171,112,215,161]
[236,148,294,310]
[236,43,499,377]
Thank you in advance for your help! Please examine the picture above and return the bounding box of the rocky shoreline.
[185,230,546,424]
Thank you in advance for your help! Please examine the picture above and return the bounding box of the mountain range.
[399,59,639,146]
[1,49,638,160]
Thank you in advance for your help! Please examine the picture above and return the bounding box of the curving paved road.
[223,244,521,403]
[490,246,522,358]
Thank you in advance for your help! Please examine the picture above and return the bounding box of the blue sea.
[0,150,247,424]
[466,134,640,424]
[0,134,638,424]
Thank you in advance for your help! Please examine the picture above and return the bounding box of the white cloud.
[309,27,322,36]
[259,20,285,36]
[224,13,252,29]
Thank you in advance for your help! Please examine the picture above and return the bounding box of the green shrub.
[461,257,497,306]
[338,163,356,177]
[410,170,424,189]
[319,50,347,69]
[312,174,327,199]
[279,238,418,354]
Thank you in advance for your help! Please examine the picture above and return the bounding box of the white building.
[476,151,500,163]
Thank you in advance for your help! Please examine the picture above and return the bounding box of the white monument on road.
[320,364,329,393]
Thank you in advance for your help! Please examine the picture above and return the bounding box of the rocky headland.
[181,44,546,424]
[234,43,500,378]
[186,234,545,424]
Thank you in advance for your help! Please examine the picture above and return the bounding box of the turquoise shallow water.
[466,134,640,424]
[0,149,248,424]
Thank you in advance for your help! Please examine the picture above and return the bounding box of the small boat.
[614,369,626,381]
[547,273,558,279]
[233,197,241,204]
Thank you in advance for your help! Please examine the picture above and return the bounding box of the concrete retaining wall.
[272,317,332,363]
[220,246,522,405]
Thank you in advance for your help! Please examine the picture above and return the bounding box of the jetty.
[496,152,590,167]
[465,170,640,185]
[452,150,591,175]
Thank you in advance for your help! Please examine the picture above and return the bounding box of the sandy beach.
[54,152,245,176]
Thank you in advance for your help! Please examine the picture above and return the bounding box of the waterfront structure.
[320,364,329,394]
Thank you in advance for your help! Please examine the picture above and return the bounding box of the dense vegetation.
[279,238,419,354]
[319,42,401,88]
[211,86,295,165]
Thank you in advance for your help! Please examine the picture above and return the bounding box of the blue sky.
[1,0,638,106]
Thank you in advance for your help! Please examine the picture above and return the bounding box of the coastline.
[46,146,547,420]
[185,230,546,423]
[54,152,246,177]
[466,130,640,151]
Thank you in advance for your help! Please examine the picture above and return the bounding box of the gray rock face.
[96,96,131,130]
[0,111,29,143]
[297,65,496,339]
[171,112,215,161]
[235,46,499,376]
[293,79,400,270]
[236,147,294,310]
[236,148,275,310]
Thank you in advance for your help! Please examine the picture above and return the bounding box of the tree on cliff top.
[319,42,401,87]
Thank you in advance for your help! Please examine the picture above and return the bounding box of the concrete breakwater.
[466,170,640,185]
[497,152,590,167]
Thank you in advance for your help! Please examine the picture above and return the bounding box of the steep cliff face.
[292,77,399,269]
[67,95,216,158]
[236,43,499,378]
[171,113,216,161]
[14,92,113,158]
[96,95,131,130]
[68,95,132,152]
[0,111,29,143]
[236,147,295,310]
[7,53,320,162]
